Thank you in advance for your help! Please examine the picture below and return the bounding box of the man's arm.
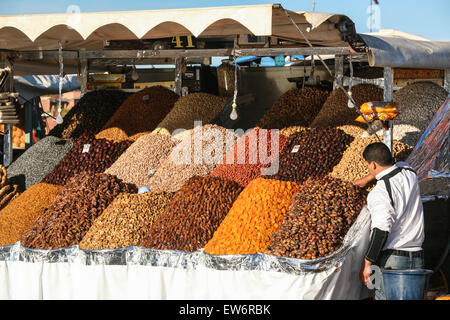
[353,173,376,188]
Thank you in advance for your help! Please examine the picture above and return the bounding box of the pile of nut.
[267,128,353,184]
[48,90,131,140]
[329,136,413,184]
[257,87,330,129]
[0,165,19,210]
[266,177,367,260]
[96,86,179,142]
[42,132,131,186]
[154,92,228,136]
[105,133,180,188]
[7,136,73,191]
[80,191,174,250]
[147,124,237,192]
[210,128,288,187]
[365,82,448,146]
[0,183,62,246]
[311,84,384,128]
[20,172,137,250]
[204,178,301,255]
[139,176,243,252]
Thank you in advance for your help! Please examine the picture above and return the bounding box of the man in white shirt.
[353,142,425,300]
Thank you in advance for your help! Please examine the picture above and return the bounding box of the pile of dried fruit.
[80,191,174,250]
[20,172,137,250]
[154,93,228,136]
[204,178,301,255]
[310,84,384,128]
[48,90,131,140]
[96,86,179,142]
[105,133,180,188]
[257,87,329,129]
[42,132,131,186]
[140,176,243,252]
[7,136,73,191]
[210,128,288,187]
[0,183,62,246]
[329,136,413,184]
[0,165,19,210]
[265,177,367,260]
[267,128,353,184]
[147,124,237,192]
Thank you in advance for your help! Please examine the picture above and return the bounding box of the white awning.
[0,4,354,51]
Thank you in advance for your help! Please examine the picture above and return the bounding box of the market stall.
[0,4,449,300]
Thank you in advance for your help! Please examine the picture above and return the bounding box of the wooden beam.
[14,47,353,61]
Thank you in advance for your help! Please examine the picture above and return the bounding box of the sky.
[0,0,449,41]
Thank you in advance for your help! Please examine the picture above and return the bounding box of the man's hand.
[360,259,373,287]
[353,174,375,188]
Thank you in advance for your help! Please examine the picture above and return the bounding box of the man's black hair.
[362,142,394,166]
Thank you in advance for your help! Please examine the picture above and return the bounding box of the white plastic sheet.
[0,207,371,300]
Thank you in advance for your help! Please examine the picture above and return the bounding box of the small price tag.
[147,169,156,177]
[82,144,91,153]
[291,145,300,153]
[142,95,149,101]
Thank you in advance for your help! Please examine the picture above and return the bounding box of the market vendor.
[353,142,425,300]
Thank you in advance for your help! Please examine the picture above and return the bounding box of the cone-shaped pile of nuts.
[329,136,413,184]
[140,176,243,252]
[7,136,73,191]
[42,132,132,186]
[0,183,62,246]
[265,177,367,260]
[48,90,131,140]
[105,133,180,188]
[154,92,228,136]
[366,81,448,146]
[80,191,174,250]
[204,178,301,255]
[147,124,237,192]
[96,86,179,142]
[310,84,383,128]
[267,128,353,184]
[0,165,19,210]
[21,172,137,250]
[210,128,288,187]
[257,87,330,129]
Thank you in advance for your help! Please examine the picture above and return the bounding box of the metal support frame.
[334,55,344,90]
[383,67,394,153]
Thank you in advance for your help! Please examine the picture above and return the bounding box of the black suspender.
[380,166,417,209]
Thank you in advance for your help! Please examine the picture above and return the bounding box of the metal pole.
[80,58,88,96]
[174,57,183,96]
[383,67,394,152]
[334,55,344,90]
[3,124,13,166]
[444,69,450,92]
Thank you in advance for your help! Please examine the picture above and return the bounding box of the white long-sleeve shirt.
[367,162,424,252]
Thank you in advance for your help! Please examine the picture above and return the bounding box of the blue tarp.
[14,75,80,104]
